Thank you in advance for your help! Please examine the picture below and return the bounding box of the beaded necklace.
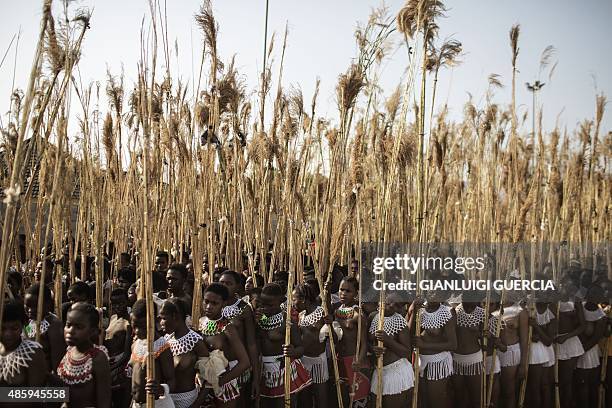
[166,330,203,356]
[369,313,407,336]
[23,318,49,339]
[258,311,284,331]
[535,307,555,326]
[131,336,170,364]
[299,306,324,327]
[199,316,229,336]
[456,304,485,328]
[335,304,357,320]
[0,340,42,382]
[57,345,107,385]
[420,304,452,330]
[223,298,246,320]
[488,314,506,335]
[583,305,605,322]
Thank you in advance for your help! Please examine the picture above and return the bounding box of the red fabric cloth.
[260,357,312,398]
[338,355,370,402]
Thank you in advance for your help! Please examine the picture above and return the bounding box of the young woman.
[554,279,585,408]
[491,291,529,408]
[293,283,328,408]
[104,288,132,408]
[58,302,111,408]
[160,297,209,408]
[198,283,250,407]
[219,270,260,402]
[255,283,311,407]
[452,294,485,408]
[0,301,47,408]
[410,291,457,408]
[526,299,556,408]
[23,282,65,372]
[368,291,414,406]
[575,284,607,408]
[333,277,369,407]
[129,299,176,407]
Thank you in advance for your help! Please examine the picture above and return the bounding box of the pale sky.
[1,0,610,140]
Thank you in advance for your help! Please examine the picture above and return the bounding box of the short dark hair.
[68,281,91,300]
[341,276,359,291]
[261,283,283,298]
[3,300,27,324]
[69,302,100,328]
[8,269,23,287]
[250,274,265,287]
[273,270,289,283]
[221,270,242,285]
[111,288,127,299]
[118,266,136,284]
[156,251,169,261]
[131,299,148,319]
[162,297,187,320]
[250,287,262,297]
[204,282,229,301]
[168,264,188,279]
[295,283,319,302]
[26,283,52,303]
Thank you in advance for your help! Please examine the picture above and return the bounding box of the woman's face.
[245,278,254,294]
[1,320,23,350]
[339,280,356,304]
[292,290,306,312]
[158,306,177,334]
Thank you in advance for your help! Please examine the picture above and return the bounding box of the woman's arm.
[27,347,48,386]
[158,348,176,393]
[582,319,607,350]
[358,312,368,364]
[220,325,251,385]
[48,319,66,371]
[93,352,112,408]
[518,308,529,378]
[189,340,210,408]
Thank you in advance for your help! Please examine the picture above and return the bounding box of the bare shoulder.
[241,302,254,318]
[195,340,209,357]
[93,350,110,370]
[29,346,48,369]
[224,322,239,339]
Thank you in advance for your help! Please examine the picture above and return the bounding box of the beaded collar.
[420,304,453,330]
[335,304,358,320]
[57,345,108,385]
[222,298,247,320]
[131,336,170,364]
[535,307,555,326]
[0,340,42,382]
[258,311,284,331]
[299,306,324,327]
[369,313,407,336]
[456,304,485,328]
[583,305,605,322]
[199,316,230,336]
[166,330,203,356]
[23,318,49,339]
[559,301,575,313]
[488,314,506,335]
